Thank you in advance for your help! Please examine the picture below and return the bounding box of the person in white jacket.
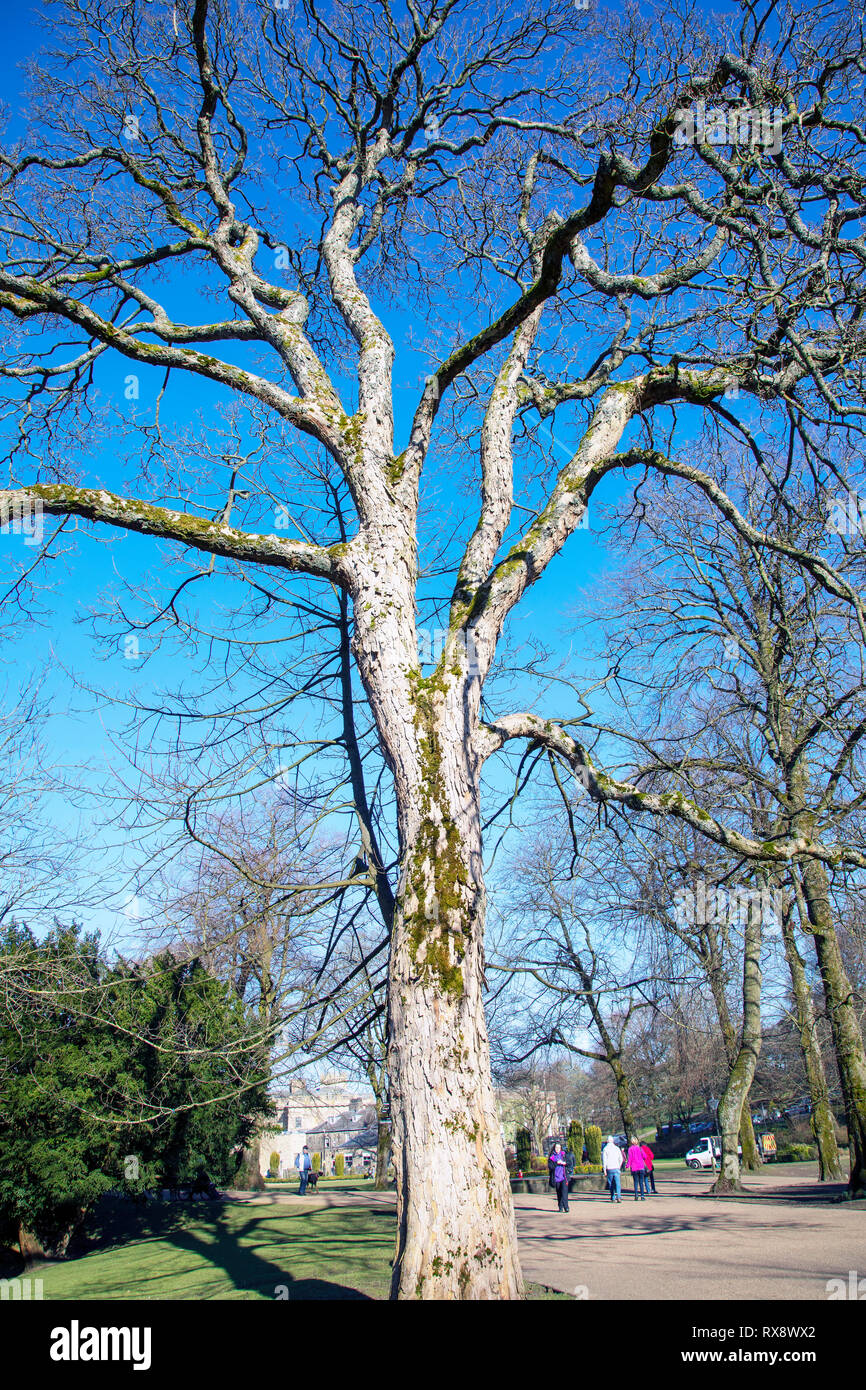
[602,1136,624,1203]
[295,1146,313,1195]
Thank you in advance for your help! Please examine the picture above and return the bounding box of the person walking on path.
[627,1137,648,1200]
[602,1135,624,1202]
[641,1141,657,1194]
[565,1144,576,1193]
[548,1143,570,1212]
[295,1146,312,1195]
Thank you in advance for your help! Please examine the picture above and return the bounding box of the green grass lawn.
[36,1197,394,1301]
[22,1196,570,1301]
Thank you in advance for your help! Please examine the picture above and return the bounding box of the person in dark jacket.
[548,1143,570,1212]
[567,1145,578,1200]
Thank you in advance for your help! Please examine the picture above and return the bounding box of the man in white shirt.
[602,1135,624,1203]
[295,1146,313,1195]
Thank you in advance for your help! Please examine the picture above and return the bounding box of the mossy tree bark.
[612,1061,639,1142]
[378,678,522,1299]
[783,888,843,1181]
[798,862,866,1197]
[737,1100,761,1169]
[17,1224,46,1266]
[705,930,761,1170]
[374,1114,391,1190]
[339,448,530,1296]
[712,900,762,1193]
[388,860,521,1299]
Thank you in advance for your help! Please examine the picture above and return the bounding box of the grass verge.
[11,1196,577,1301]
[27,1197,393,1301]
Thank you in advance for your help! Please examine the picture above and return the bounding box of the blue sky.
[0,0,745,954]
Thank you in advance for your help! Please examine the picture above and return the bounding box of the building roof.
[304,1109,378,1150]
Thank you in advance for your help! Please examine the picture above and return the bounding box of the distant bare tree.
[585,461,866,1189]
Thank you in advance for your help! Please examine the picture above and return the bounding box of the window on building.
[295,1117,302,1130]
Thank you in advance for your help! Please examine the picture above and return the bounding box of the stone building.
[258,1072,376,1177]
[304,1107,379,1174]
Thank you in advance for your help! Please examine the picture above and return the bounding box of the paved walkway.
[514,1167,866,1300]
[232,1166,865,1300]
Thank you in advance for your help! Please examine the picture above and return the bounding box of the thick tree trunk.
[385,696,522,1299]
[18,1224,45,1266]
[50,1206,88,1259]
[712,904,762,1193]
[782,897,844,1181]
[610,1057,638,1139]
[739,1102,761,1170]
[388,854,521,1296]
[233,1143,265,1191]
[800,863,866,1197]
[348,505,524,1295]
[374,1115,391,1190]
[706,941,760,1169]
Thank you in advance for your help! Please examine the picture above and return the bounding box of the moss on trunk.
[711,900,762,1194]
[783,894,844,1182]
[801,862,866,1197]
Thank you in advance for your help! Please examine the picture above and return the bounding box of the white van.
[684,1135,742,1168]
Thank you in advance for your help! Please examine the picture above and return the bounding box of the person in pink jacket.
[641,1141,656,1194]
[626,1138,648,1200]
[636,1139,656,1195]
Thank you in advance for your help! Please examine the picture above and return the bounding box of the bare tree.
[0,669,93,930]
[149,797,346,1031]
[581,459,866,1190]
[598,818,766,1171]
[491,816,666,1139]
[3,0,866,1292]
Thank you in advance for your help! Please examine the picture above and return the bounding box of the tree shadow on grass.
[75,1196,381,1300]
[162,1213,375,1300]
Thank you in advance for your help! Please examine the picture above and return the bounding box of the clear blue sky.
[0,0,735,952]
